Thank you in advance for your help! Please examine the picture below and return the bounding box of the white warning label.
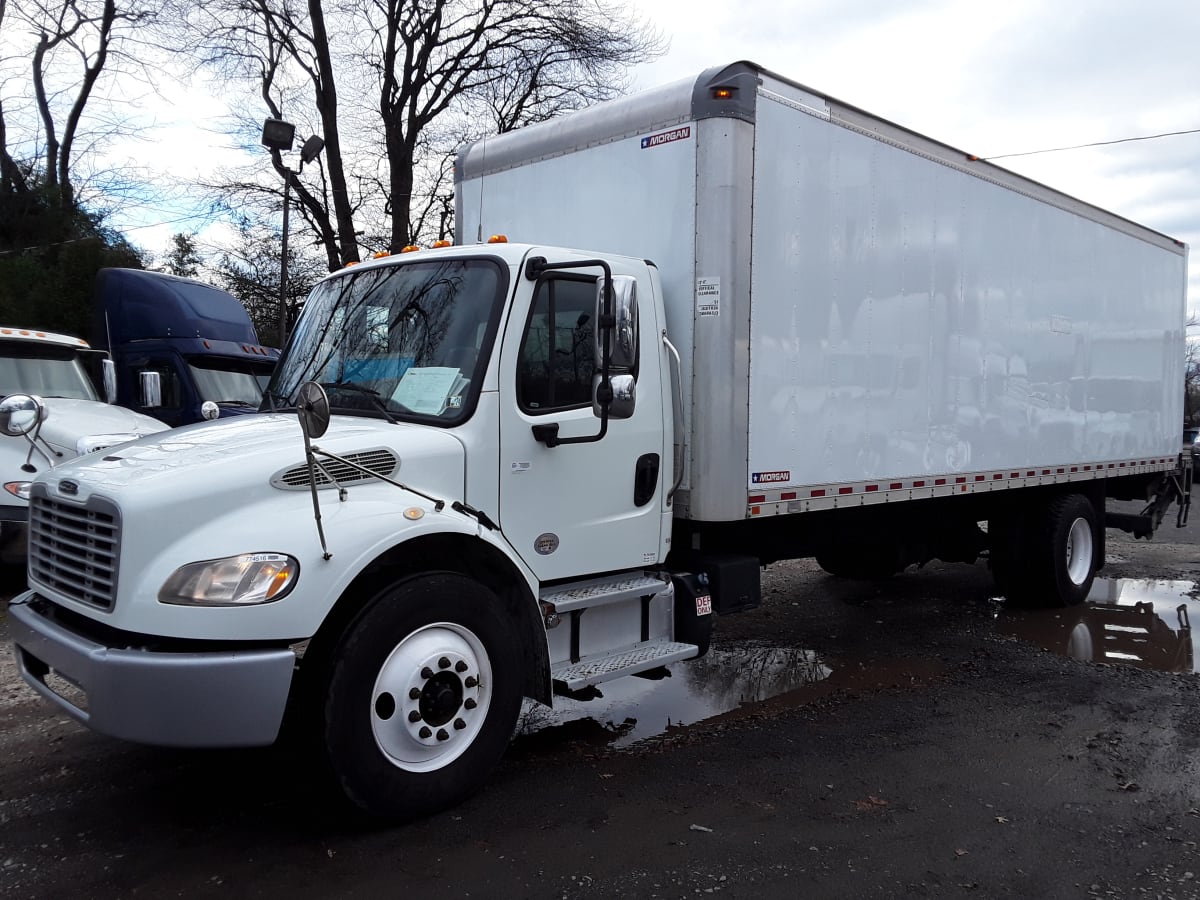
[696,277,720,317]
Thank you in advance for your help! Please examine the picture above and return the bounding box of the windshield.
[0,343,99,401]
[188,364,265,405]
[266,257,506,423]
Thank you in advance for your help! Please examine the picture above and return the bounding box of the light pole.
[261,119,325,346]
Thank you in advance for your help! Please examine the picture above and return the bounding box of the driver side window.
[517,277,595,414]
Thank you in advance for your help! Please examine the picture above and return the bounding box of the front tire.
[322,573,522,820]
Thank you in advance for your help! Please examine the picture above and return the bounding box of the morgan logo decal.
[641,126,691,149]
[534,533,560,555]
[695,594,713,616]
[751,471,791,484]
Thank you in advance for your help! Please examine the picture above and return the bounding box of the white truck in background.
[8,62,1191,820]
[0,328,167,563]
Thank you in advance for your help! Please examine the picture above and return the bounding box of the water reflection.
[997,578,1197,673]
[516,644,830,749]
[513,643,943,752]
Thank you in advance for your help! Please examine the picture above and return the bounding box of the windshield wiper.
[320,381,405,424]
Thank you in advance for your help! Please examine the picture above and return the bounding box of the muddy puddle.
[996,578,1199,673]
[513,643,943,752]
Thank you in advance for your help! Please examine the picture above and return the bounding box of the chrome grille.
[28,491,121,611]
[272,448,399,490]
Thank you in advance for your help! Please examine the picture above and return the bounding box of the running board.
[551,640,699,691]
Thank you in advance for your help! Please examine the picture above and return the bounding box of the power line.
[986,127,1200,160]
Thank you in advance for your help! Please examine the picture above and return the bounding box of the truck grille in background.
[272,448,399,490]
[28,494,120,611]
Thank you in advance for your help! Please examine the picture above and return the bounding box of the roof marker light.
[401,245,421,253]
[432,240,452,248]
[712,87,734,100]
[373,251,391,259]
[487,234,508,244]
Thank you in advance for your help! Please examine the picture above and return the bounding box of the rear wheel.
[1001,494,1099,608]
[321,572,522,820]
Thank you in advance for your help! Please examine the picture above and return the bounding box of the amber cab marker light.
[373,251,390,259]
[487,234,508,244]
[401,244,421,253]
[432,240,452,248]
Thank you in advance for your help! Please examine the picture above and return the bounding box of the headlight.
[4,481,32,500]
[159,553,299,606]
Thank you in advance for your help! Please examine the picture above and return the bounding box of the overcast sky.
[108,0,1198,322]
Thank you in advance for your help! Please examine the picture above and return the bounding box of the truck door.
[497,261,668,582]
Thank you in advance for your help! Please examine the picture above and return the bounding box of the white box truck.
[8,62,1191,820]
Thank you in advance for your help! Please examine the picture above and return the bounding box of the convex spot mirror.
[0,393,47,436]
[593,275,638,371]
[592,373,636,420]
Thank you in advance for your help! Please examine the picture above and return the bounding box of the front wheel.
[322,573,522,820]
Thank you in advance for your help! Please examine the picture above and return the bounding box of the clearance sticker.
[752,471,791,484]
[641,126,691,149]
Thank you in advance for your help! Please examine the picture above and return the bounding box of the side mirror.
[0,393,47,436]
[594,275,638,370]
[139,371,162,408]
[593,372,636,420]
[102,358,117,404]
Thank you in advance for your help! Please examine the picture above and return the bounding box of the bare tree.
[179,0,662,269]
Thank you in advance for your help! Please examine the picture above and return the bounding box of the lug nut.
[436,729,449,741]
[408,710,422,723]
[455,660,468,673]
[421,666,434,679]
[464,698,477,710]
[465,676,478,688]
[409,687,421,700]
[418,726,432,739]
[438,657,451,669]
[454,718,466,730]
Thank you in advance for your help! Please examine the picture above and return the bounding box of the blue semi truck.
[91,268,280,427]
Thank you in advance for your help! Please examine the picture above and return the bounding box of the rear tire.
[321,572,522,821]
[1003,494,1099,608]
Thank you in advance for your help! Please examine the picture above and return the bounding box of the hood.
[38,398,168,457]
[37,413,468,516]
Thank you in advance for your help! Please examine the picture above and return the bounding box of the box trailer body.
[8,62,1191,822]
[456,62,1187,525]
[91,268,280,427]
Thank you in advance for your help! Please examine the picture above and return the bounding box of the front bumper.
[9,592,295,747]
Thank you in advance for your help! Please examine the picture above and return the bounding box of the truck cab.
[0,327,168,563]
[92,268,280,427]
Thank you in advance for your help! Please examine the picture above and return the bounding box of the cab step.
[551,639,699,691]
[540,572,671,613]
